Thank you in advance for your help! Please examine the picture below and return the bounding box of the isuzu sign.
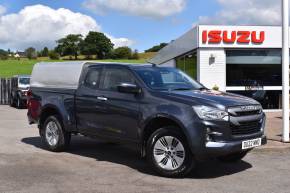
[202,30,265,44]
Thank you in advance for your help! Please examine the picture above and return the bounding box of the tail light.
[22,91,27,96]
[27,89,32,98]
[27,89,32,106]
[27,89,40,120]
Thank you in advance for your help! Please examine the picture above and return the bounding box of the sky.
[0,0,284,52]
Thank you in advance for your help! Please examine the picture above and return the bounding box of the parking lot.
[0,105,290,193]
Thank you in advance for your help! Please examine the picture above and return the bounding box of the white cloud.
[108,35,135,48]
[83,0,186,18]
[198,0,281,25]
[0,5,6,15]
[0,4,133,50]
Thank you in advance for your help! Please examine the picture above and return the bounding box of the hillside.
[0,52,157,78]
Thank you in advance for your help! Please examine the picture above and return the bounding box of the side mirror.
[117,83,141,94]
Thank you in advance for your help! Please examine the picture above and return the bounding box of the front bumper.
[187,110,267,160]
[205,135,267,156]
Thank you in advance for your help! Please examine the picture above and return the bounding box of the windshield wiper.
[171,88,193,91]
[198,87,208,91]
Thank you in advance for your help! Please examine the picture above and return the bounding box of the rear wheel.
[41,115,71,152]
[147,127,195,178]
[218,151,249,163]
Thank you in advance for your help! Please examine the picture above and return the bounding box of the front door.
[97,66,141,141]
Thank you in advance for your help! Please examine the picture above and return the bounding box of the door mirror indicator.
[117,83,141,94]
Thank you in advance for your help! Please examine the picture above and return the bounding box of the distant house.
[14,51,26,58]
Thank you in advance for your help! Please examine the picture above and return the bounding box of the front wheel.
[9,95,15,107]
[16,96,22,109]
[218,151,249,163]
[147,127,195,178]
[41,115,71,152]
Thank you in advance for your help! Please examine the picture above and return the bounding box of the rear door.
[75,66,108,136]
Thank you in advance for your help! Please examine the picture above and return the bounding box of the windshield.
[19,78,30,85]
[134,67,205,91]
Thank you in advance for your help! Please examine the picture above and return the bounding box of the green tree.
[0,49,8,60]
[25,47,37,59]
[81,31,114,59]
[48,50,60,60]
[145,43,168,53]
[41,47,49,57]
[112,47,132,59]
[131,49,139,59]
[56,34,83,60]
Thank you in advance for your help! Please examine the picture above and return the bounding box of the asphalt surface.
[0,105,290,193]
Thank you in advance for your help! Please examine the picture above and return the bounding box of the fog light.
[206,128,212,142]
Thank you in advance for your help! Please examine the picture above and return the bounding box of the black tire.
[146,126,195,178]
[218,151,249,163]
[16,96,22,109]
[40,115,71,152]
[9,95,15,107]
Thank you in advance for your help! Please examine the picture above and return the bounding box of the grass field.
[0,52,156,78]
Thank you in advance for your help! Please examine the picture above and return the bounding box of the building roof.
[148,26,198,65]
[149,25,285,65]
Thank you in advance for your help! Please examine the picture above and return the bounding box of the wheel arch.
[39,105,63,130]
[141,114,190,157]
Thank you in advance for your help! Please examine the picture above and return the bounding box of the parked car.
[10,75,30,109]
[27,62,267,177]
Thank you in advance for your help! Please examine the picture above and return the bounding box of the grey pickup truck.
[27,62,266,177]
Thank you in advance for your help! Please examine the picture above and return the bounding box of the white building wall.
[197,48,226,91]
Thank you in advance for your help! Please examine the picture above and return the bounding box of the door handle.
[97,96,108,101]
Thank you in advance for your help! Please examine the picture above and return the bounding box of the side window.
[84,68,102,89]
[101,67,135,91]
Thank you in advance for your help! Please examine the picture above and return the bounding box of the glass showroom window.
[226,49,282,109]
[226,49,282,87]
[176,52,197,79]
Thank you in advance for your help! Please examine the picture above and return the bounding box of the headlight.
[193,105,228,121]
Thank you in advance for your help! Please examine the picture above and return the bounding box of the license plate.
[242,138,262,150]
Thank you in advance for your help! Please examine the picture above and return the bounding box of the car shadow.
[21,136,252,179]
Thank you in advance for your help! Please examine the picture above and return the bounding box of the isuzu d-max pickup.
[27,62,266,177]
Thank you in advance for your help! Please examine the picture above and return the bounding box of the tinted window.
[19,78,30,85]
[227,64,282,86]
[84,68,101,89]
[101,67,135,91]
[134,67,204,91]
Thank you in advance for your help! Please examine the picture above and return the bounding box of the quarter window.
[84,68,102,89]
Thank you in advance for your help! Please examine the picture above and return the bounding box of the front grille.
[235,110,261,116]
[231,121,261,136]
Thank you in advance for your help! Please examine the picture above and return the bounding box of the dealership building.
[149,25,286,110]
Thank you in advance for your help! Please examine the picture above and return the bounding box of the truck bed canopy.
[30,61,89,89]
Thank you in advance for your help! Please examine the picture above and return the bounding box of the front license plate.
[242,138,262,150]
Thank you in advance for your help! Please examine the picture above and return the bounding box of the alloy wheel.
[153,136,185,171]
[45,121,60,147]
